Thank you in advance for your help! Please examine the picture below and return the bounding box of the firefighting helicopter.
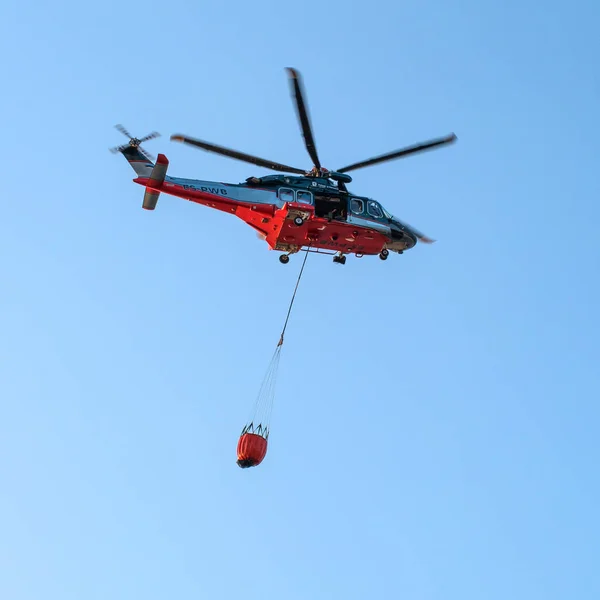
[111,68,457,265]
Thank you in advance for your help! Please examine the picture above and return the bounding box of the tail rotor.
[109,124,160,161]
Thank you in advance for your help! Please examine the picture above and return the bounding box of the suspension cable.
[243,246,312,434]
[277,247,310,347]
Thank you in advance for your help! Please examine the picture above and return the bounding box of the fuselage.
[134,171,417,256]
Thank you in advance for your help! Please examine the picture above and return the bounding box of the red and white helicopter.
[112,68,457,265]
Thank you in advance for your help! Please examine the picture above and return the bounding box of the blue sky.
[1,0,599,598]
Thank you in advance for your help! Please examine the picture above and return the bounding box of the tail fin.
[141,154,169,210]
[121,145,155,178]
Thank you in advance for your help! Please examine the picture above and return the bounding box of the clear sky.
[1,1,599,599]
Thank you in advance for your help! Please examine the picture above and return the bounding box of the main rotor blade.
[170,134,306,174]
[286,67,321,169]
[336,133,457,173]
[397,218,435,244]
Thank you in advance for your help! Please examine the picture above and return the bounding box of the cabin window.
[367,200,384,219]
[297,191,313,205]
[278,188,295,203]
[350,198,364,214]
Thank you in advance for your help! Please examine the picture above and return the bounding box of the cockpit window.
[350,198,364,214]
[367,200,383,218]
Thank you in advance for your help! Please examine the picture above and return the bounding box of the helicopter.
[111,68,457,265]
